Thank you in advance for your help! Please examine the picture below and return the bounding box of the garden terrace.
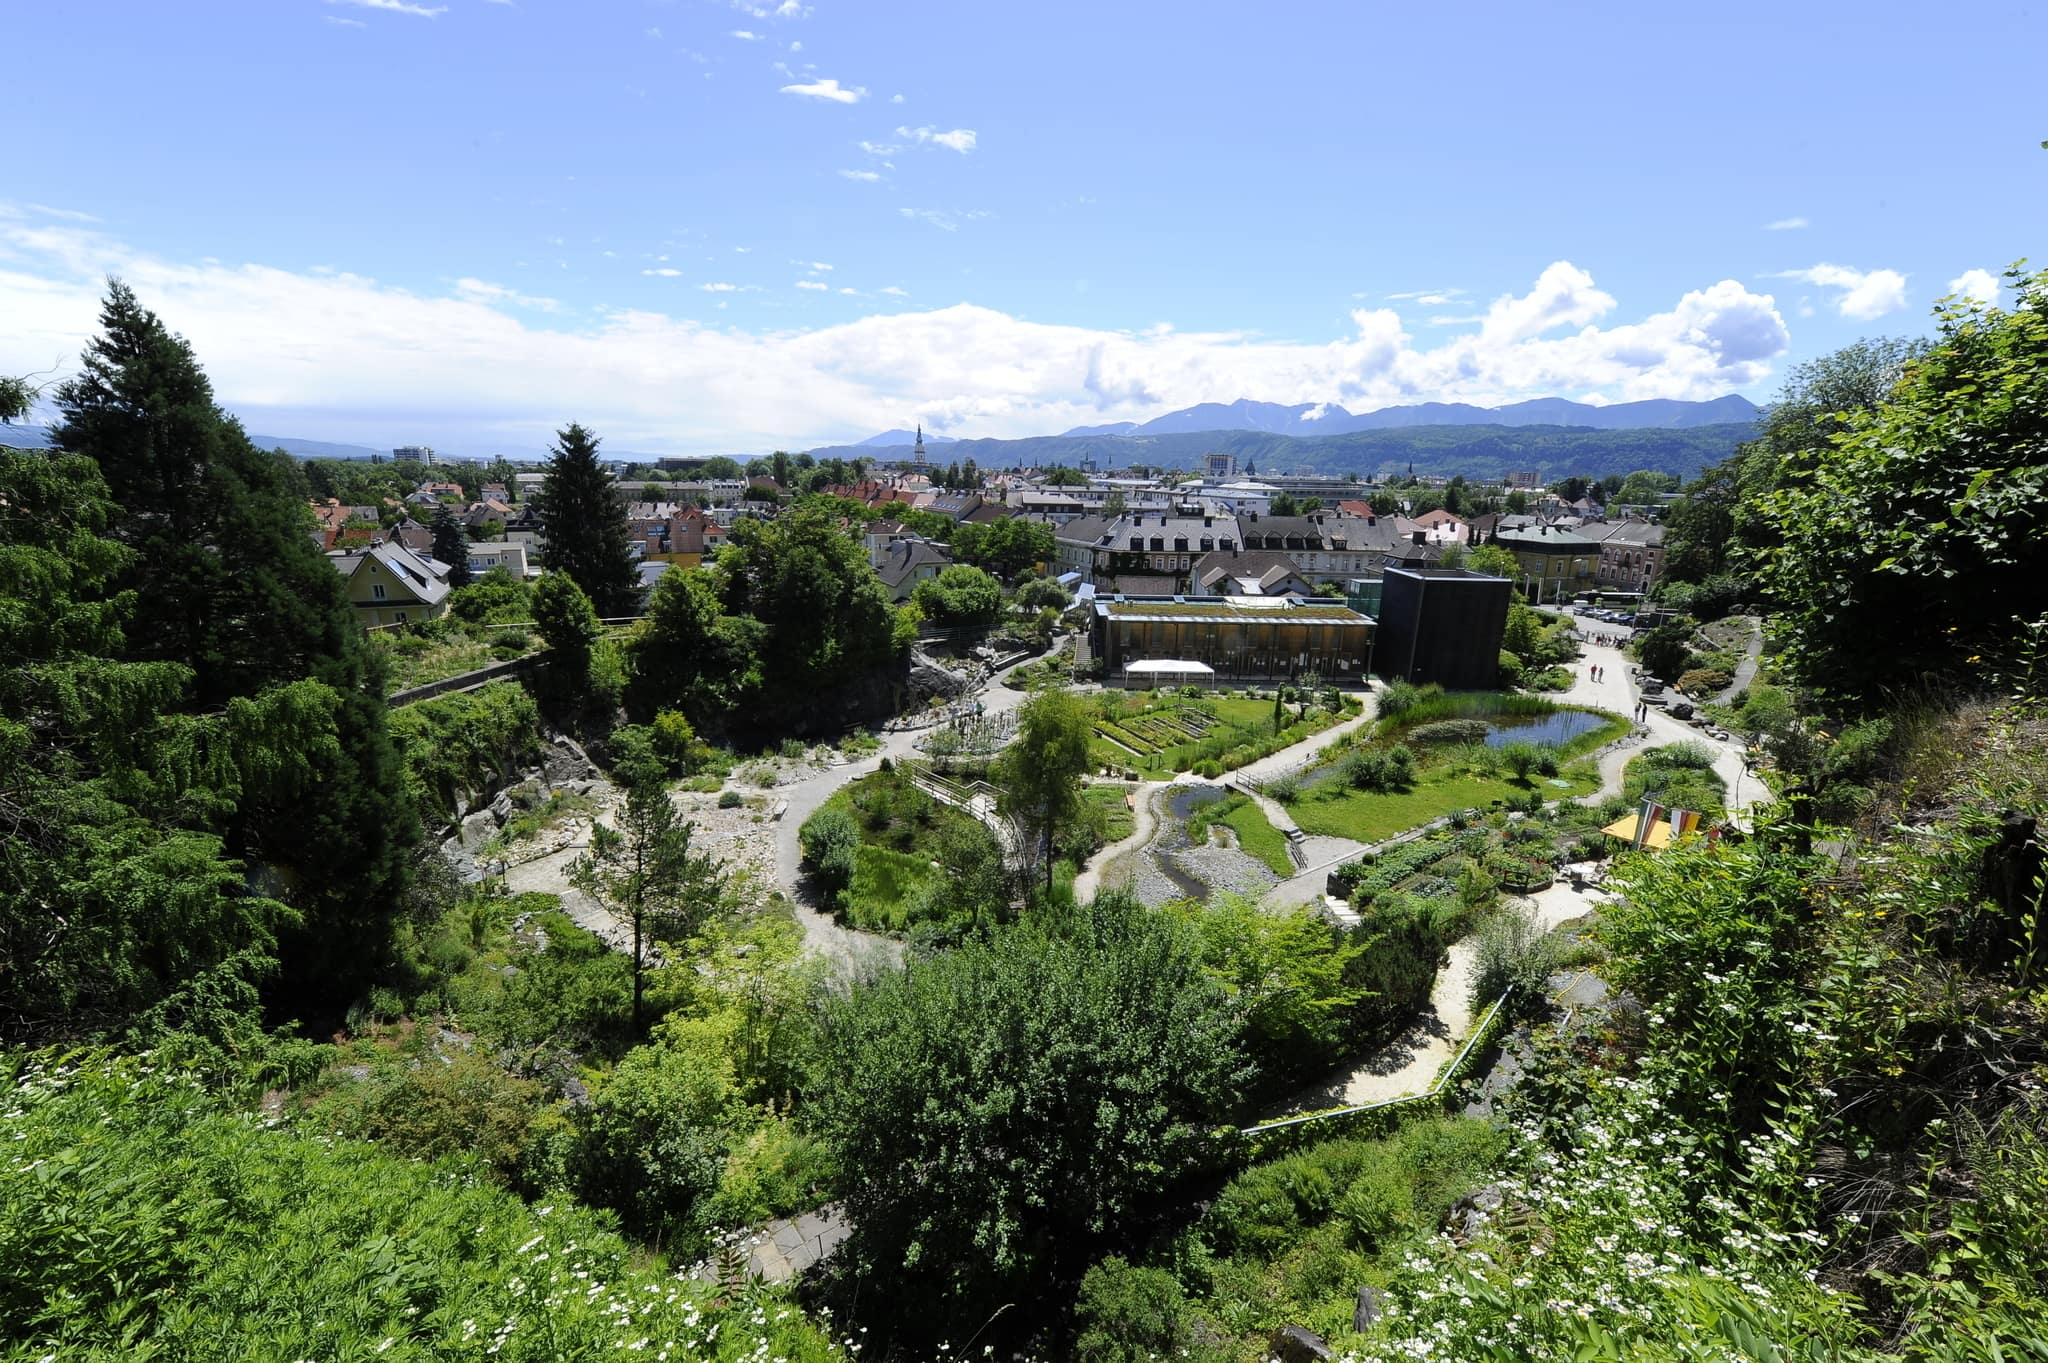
[1087,689,1354,780]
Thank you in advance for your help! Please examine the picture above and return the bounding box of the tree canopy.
[1756,268,2048,706]
[911,563,1003,627]
[809,893,1247,1345]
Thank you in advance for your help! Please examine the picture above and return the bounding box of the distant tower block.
[913,423,926,466]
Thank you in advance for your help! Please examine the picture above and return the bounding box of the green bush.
[1469,903,1560,1012]
[387,681,544,825]
[718,788,744,809]
[1073,1257,1197,1363]
[1677,667,1734,695]
[1345,743,1417,792]
[798,805,861,903]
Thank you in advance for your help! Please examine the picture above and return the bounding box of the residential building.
[465,540,529,578]
[1051,511,1244,592]
[1090,595,1374,686]
[1586,518,1666,594]
[1373,567,1512,690]
[1203,452,1238,479]
[875,536,953,602]
[1189,549,1317,599]
[330,538,453,628]
[1493,524,1605,603]
[392,445,434,461]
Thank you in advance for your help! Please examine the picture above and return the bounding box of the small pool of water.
[1168,785,1229,821]
[1484,710,1606,749]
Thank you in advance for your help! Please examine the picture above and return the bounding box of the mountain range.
[850,394,1757,448]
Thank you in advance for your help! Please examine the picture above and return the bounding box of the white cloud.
[878,285,909,297]
[897,125,977,154]
[890,93,905,104]
[1764,217,1809,231]
[780,77,864,103]
[1949,268,2001,307]
[839,287,859,296]
[790,40,802,52]
[1769,263,1908,320]
[324,14,366,26]
[642,267,683,277]
[898,207,992,232]
[858,140,900,156]
[699,282,740,292]
[838,169,883,182]
[325,0,444,16]
[453,278,560,312]
[0,224,1791,454]
[733,246,752,253]
[795,280,829,291]
[730,28,761,39]
[811,261,833,271]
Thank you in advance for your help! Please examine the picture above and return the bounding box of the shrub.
[1375,679,1441,721]
[1677,667,1735,696]
[718,789,743,809]
[1073,1257,1195,1363]
[1469,903,1559,1011]
[1264,773,1302,804]
[1346,744,1417,792]
[797,806,860,904]
[1499,740,1542,782]
[1497,650,1525,687]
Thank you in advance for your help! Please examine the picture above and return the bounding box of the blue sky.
[1,0,2039,454]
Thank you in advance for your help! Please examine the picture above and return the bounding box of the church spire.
[913,422,926,466]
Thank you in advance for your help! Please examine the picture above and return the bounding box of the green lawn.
[1194,794,1295,876]
[1286,762,1601,844]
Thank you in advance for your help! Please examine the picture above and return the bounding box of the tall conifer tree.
[539,422,640,618]
[54,281,415,1017]
[432,502,472,588]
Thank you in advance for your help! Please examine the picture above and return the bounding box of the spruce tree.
[54,280,416,1018]
[539,422,640,618]
[432,502,472,589]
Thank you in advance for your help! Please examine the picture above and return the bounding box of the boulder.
[542,733,599,783]
[1272,1326,1332,1363]
[489,791,516,822]
[459,809,499,850]
[1354,1285,1385,1332]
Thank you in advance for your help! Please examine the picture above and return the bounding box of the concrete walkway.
[688,1204,851,1285]
[1560,623,1767,826]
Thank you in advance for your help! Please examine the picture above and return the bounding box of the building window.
[394,611,408,624]
[372,583,386,599]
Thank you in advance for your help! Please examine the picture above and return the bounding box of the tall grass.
[1377,690,1561,737]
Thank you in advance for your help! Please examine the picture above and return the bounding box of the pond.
[1484,709,1607,749]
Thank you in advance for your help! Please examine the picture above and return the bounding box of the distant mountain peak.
[857,427,959,448]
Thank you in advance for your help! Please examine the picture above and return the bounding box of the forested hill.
[809,420,1756,480]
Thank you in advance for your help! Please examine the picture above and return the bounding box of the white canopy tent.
[1122,659,1217,688]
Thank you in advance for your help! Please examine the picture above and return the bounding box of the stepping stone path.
[690,1204,852,1284]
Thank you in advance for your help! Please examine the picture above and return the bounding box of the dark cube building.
[1373,567,1512,690]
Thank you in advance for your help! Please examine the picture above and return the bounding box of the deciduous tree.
[996,688,1094,889]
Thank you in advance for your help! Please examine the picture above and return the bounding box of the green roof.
[1101,601,1365,622]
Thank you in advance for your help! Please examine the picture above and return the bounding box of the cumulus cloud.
[1948,268,2001,307]
[857,140,900,156]
[730,28,761,39]
[0,221,1791,454]
[780,77,864,103]
[898,125,977,153]
[795,280,829,290]
[1764,216,1809,231]
[1769,263,1908,320]
[878,285,909,297]
[641,267,682,277]
[699,282,741,292]
[838,169,883,182]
